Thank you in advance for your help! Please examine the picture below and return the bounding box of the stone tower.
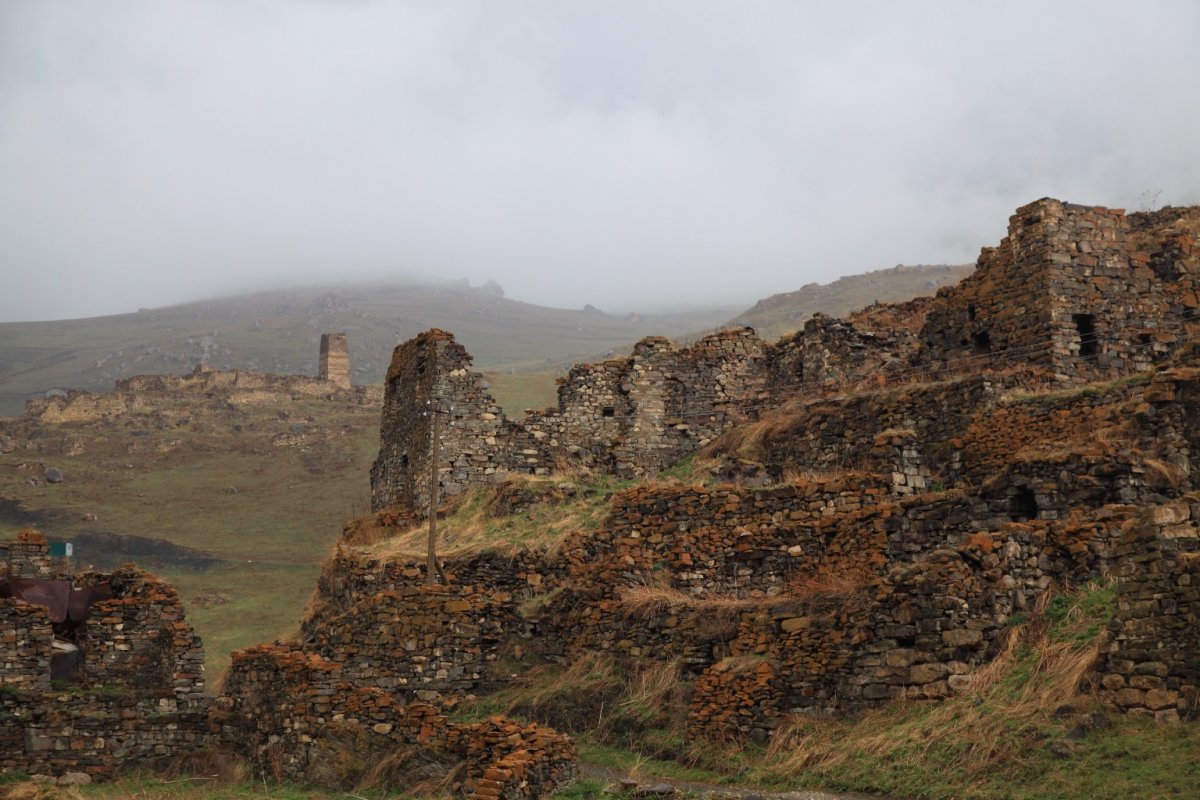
[319,333,351,389]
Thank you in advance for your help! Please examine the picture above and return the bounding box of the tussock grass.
[999,372,1151,405]
[702,401,809,462]
[618,586,767,620]
[1140,456,1189,489]
[363,474,633,558]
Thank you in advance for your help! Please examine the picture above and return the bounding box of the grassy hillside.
[730,263,972,340]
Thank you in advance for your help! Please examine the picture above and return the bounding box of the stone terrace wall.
[685,507,1134,739]
[919,198,1200,382]
[300,580,517,703]
[538,480,1128,673]
[1099,501,1200,721]
[218,645,578,798]
[729,372,1013,485]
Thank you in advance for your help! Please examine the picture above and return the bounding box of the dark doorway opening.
[973,330,992,353]
[1010,486,1039,522]
[1073,314,1099,358]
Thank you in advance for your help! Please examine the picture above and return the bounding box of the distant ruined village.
[3,197,1200,796]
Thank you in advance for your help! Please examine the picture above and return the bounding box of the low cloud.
[2,1,1198,320]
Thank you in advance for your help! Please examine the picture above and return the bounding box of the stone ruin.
[339,196,1200,751]
[919,198,1200,381]
[0,530,211,781]
[319,332,351,389]
[24,333,377,425]
[370,198,1200,517]
[8,196,1200,793]
[369,327,769,512]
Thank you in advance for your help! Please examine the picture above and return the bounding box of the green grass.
[483,368,560,415]
[0,396,378,686]
[77,775,399,799]
[549,778,607,800]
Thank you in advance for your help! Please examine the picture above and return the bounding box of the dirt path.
[580,763,878,800]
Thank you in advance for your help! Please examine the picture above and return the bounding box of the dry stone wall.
[0,690,210,781]
[919,198,1200,381]
[0,599,52,690]
[1099,501,1200,721]
[0,529,53,577]
[218,644,578,798]
[371,328,772,514]
[0,541,211,780]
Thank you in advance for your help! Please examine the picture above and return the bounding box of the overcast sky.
[2,1,1199,322]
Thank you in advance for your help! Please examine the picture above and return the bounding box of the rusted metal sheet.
[0,577,112,623]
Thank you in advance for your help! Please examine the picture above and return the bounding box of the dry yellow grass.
[767,594,1102,779]
[617,585,770,620]
[362,474,629,560]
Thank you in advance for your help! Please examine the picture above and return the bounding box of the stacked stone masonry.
[919,198,1200,381]
[319,332,352,389]
[217,644,578,798]
[330,341,1200,749]
[0,535,212,779]
[370,199,1200,519]
[1099,501,1200,721]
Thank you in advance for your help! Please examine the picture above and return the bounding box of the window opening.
[1010,486,1038,522]
[1073,314,1099,358]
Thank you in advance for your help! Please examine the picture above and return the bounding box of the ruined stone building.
[370,198,1200,517]
[370,327,769,512]
[23,333,377,425]
[919,198,1200,380]
[1,531,210,779]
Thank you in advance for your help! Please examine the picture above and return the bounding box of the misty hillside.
[731,263,973,340]
[0,281,740,416]
[0,266,973,416]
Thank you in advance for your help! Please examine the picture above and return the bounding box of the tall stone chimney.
[319,333,351,389]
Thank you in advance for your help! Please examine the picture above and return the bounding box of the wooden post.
[428,400,440,586]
